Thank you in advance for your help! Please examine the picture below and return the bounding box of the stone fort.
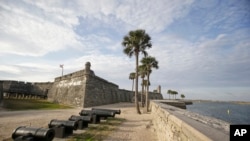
[0,62,163,107]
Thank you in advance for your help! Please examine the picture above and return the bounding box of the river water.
[186,101,250,124]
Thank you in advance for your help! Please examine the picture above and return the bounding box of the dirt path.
[104,106,157,141]
[0,103,157,141]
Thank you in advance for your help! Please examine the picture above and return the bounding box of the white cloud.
[0,0,196,57]
[148,28,250,90]
[115,0,194,33]
[0,0,249,101]
[0,0,82,56]
[0,65,22,74]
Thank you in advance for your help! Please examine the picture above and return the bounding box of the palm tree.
[181,94,185,99]
[140,56,159,112]
[139,65,147,107]
[172,90,178,99]
[167,89,172,99]
[142,79,148,106]
[129,72,136,92]
[122,29,152,114]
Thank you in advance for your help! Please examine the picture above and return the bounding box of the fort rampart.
[47,62,163,107]
[0,62,163,107]
[0,80,52,99]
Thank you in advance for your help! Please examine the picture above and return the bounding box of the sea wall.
[150,100,229,141]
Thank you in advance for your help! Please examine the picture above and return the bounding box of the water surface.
[186,101,250,124]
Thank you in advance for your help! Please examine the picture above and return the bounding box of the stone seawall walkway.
[0,103,157,141]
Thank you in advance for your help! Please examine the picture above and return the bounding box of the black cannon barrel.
[48,119,78,130]
[14,136,34,141]
[79,110,115,117]
[68,115,91,122]
[92,108,121,114]
[12,126,55,141]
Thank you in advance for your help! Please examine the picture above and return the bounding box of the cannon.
[79,109,115,117]
[79,109,116,122]
[12,126,55,141]
[92,108,121,115]
[48,119,78,138]
[79,110,101,124]
[12,136,34,141]
[68,115,91,129]
[79,109,115,123]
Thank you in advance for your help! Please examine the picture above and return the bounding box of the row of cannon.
[12,108,121,141]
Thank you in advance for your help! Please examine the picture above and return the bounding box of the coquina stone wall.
[0,62,163,108]
[47,62,123,107]
[1,80,52,99]
[48,62,163,107]
[83,74,120,107]
[47,69,87,107]
[118,89,133,102]
[150,100,229,141]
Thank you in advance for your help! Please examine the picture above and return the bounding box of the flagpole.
[62,66,63,76]
[60,64,64,77]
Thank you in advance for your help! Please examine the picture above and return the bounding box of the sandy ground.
[0,103,157,141]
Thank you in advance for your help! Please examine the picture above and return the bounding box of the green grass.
[68,118,125,141]
[2,99,72,110]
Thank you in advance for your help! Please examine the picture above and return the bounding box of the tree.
[129,72,136,92]
[167,90,178,100]
[139,65,147,107]
[167,89,172,99]
[122,29,152,114]
[140,56,159,112]
[172,90,178,99]
[181,94,185,99]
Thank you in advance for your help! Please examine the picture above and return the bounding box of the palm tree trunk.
[141,78,144,107]
[146,74,150,112]
[135,53,141,114]
[132,79,134,92]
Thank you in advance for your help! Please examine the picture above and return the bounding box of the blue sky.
[0,0,250,101]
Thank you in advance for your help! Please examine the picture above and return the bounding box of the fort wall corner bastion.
[0,62,163,107]
[47,62,163,107]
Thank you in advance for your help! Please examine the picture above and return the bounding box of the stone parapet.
[150,100,229,141]
[1,80,52,99]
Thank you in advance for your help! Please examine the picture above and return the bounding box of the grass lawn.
[68,118,125,141]
[2,99,72,110]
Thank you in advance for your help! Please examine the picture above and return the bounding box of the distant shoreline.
[184,99,250,105]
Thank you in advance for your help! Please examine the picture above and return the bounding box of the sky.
[0,0,250,101]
